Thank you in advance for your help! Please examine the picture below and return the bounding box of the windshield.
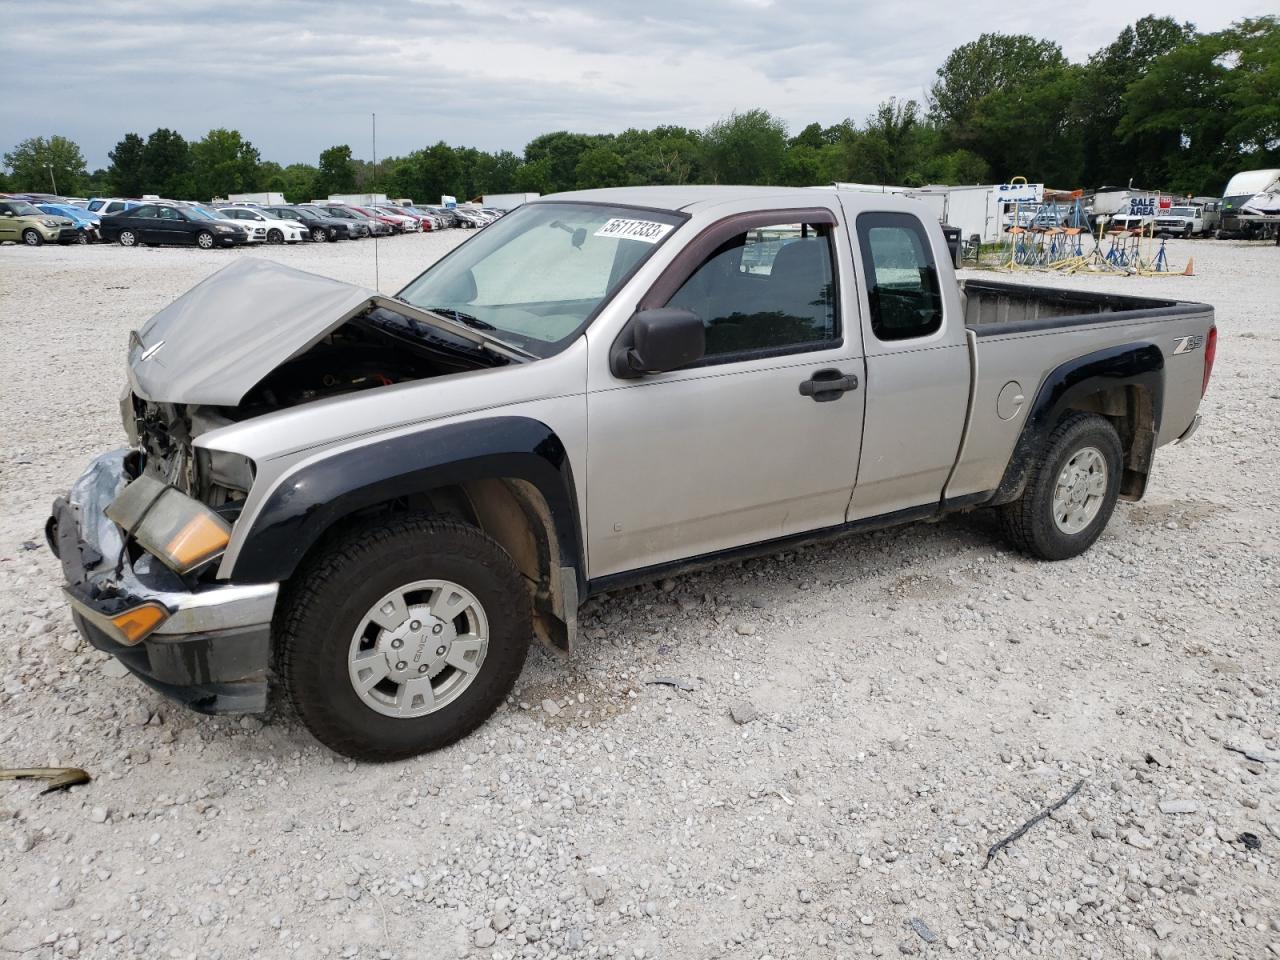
[397,202,685,356]
[281,207,317,220]
[1168,207,1197,217]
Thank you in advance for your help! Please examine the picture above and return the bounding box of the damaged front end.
[51,258,514,714]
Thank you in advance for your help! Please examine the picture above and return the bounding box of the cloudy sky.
[2,0,1273,169]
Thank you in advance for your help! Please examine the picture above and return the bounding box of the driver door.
[0,202,16,242]
[585,209,866,578]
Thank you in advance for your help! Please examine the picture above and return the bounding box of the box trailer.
[327,193,390,207]
[481,193,539,211]
[228,192,285,206]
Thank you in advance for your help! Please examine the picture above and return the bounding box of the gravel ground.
[0,234,1276,960]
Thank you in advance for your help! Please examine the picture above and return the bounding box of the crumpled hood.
[127,258,378,406]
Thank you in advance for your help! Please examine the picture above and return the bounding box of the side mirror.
[612,308,705,377]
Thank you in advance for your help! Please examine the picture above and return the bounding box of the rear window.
[856,212,943,342]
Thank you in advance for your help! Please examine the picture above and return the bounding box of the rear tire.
[999,413,1122,561]
[277,516,532,761]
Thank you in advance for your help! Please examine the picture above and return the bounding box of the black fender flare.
[992,343,1164,505]
[228,416,583,587]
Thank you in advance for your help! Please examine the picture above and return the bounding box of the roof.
[537,185,862,214]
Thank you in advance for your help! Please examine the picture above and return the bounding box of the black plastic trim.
[991,343,1165,505]
[585,492,994,598]
[231,417,584,590]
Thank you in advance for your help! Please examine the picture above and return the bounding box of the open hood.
[128,259,376,406]
[126,259,527,406]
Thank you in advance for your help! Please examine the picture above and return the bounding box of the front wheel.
[118,229,138,247]
[327,227,341,242]
[267,228,284,244]
[22,229,43,246]
[277,517,532,761]
[998,413,1122,561]
[195,231,215,249]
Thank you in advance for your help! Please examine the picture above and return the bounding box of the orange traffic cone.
[1182,257,1194,276]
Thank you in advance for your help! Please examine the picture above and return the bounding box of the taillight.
[1202,325,1217,396]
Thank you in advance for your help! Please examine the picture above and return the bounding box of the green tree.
[142,128,193,198]
[107,132,147,196]
[524,132,599,192]
[1079,16,1197,187]
[929,34,1068,135]
[575,145,628,188]
[2,135,88,194]
[845,98,923,184]
[191,128,261,199]
[701,109,788,184]
[966,63,1086,184]
[316,144,357,197]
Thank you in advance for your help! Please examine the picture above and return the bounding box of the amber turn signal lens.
[111,603,169,645]
[164,513,232,571]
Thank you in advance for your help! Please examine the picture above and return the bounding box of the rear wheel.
[118,229,138,247]
[277,517,532,761]
[195,230,215,250]
[22,229,43,246]
[999,413,1122,561]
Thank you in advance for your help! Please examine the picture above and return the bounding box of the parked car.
[315,204,391,237]
[37,203,102,243]
[345,204,411,234]
[100,203,249,248]
[46,187,1216,760]
[86,198,141,216]
[452,207,489,228]
[370,205,425,232]
[0,199,79,245]
[262,205,360,241]
[215,206,309,244]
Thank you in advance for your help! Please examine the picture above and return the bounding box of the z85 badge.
[1172,335,1204,355]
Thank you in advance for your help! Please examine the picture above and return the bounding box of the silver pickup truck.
[46,186,1217,760]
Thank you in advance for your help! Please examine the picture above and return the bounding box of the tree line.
[3,16,1276,203]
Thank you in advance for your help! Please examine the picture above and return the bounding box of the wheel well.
[291,478,575,656]
[1061,384,1156,500]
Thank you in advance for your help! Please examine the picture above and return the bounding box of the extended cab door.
[841,206,971,519]
[585,206,866,578]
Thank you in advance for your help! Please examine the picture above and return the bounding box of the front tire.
[267,228,284,244]
[118,229,138,247]
[999,413,1122,561]
[277,517,532,761]
[327,227,341,242]
[196,231,215,249]
[22,229,43,246]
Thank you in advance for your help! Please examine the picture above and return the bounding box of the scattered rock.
[541,699,561,718]
[473,926,496,948]
[734,622,757,636]
[584,875,608,906]
[1159,798,1198,815]
[729,701,758,725]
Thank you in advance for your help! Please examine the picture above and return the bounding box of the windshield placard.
[594,218,673,244]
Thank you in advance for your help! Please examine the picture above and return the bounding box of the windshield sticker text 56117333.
[594,218,673,244]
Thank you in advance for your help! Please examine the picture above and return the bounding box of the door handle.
[799,368,859,402]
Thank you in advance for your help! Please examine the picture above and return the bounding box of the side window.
[158,206,182,220]
[0,202,12,215]
[856,212,943,341]
[667,223,837,360]
[132,205,157,218]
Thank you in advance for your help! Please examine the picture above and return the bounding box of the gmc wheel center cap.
[378,609,456,679]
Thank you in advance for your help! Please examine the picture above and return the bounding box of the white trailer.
[327,193,390,207]
[228,192,285,206]
[481,193,539,211]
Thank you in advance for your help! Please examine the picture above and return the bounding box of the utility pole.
[46,164,58,194]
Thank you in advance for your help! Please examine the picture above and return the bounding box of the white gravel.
[0,235,1277,960]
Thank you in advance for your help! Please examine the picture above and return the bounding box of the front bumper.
[48,450,277,714]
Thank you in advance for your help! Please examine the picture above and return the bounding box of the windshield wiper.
[422,305,496,330]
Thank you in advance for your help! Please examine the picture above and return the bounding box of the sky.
[1,0,1274,170]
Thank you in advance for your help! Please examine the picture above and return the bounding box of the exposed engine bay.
[126,306,504,509]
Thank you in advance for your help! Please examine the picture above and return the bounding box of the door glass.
[856,213,943,341]
[133,205,157,218]
[667,224,837,359]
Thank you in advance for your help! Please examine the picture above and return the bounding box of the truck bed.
[959,279,1207,335]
